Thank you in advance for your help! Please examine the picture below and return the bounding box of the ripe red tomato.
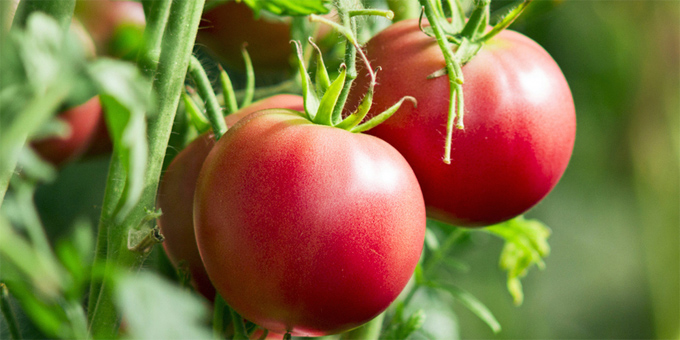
[157,95,304,300]
[193,109,426,336]
[197,2,292,73]
[347,19,576,227]
[32,96,103,166]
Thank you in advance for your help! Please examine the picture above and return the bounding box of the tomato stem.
[240,45,255,108]
[476,0,533,44]
[137,0,172,79]
[188,56,228,140]
[387,0,421,21]
[348,9,394,20]
[87,1,206,337]
[212,294,230,338]
[182,89,211,133]
[419,0,466,164]
[230,307,249,340]
[218,64,239,114]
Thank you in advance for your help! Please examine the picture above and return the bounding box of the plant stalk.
[138,0,172,78]
[419,0,465,164]
[188,56,227,140]
[87,1,207,338]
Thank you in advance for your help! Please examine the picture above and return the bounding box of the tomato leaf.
[428,282,501,334]
[242,0,329,16]
[484,216,551,305]
[0,13,90,194]
[115,272,213,340]
[88,59,152,222]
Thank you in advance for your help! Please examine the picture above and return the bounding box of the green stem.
[138,0,172,78]
[339,312,385,340]
[189,56,227,140]
[386,0,420,21]
[230,307,249,340]
[240,47,255,108]
[0,283,21,340]
[12,0,75,30]
[348,9,394,20]
[87,1,206,338]
[477,0,533,43]
[212,294,229,339]
[329,5,357,125]
[219,65,239,114]
[419,0,465,164]
[460,0,490,39]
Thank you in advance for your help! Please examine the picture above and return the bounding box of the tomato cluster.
[157,4,574,338]
[347,19,576,227]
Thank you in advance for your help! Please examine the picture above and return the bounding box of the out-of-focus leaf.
[429,282,501,334]
[424,227,440,252]
[242,0,329,16]
[2,281,67,338]
[16,147,57,183]
[55,219,94,299]
[115,272,212,340]
[0,13,89,192]
[0,210,63,300]
[88,58,152,222]
[484,216,551,305]
[383,308,426,339]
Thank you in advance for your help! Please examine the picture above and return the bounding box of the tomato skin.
[32,96,103,166]
[348,19,576,227]
[157,95,304,300]
[197,2,292,73]
[194,110,426,336]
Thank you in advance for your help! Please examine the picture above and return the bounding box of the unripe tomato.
[197,2,292,73]
[32,96,103,166]
[348,19,576,227]
[194,110,426,336]
[157,95,304,300]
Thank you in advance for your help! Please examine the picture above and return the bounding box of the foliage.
[0,0,626,339]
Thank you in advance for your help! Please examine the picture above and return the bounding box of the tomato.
[157,95,305,300]
[32,96,103,166]
[197,2,292,73]
[193,109,426,336]
[75,0,145,57]
[347,19,576,227]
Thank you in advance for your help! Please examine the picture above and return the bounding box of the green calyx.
[418,0,533,164]
[295,13,416,133]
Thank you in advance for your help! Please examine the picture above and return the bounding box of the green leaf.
[88,58,152,222]
[484,216,551,305]
[242,0,329,16]
[430,282,501,333]
[424,227,440,252]
[115,272,213,340]
[383,308,426,339]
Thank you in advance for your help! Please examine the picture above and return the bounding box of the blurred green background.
[18,1,680,339]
